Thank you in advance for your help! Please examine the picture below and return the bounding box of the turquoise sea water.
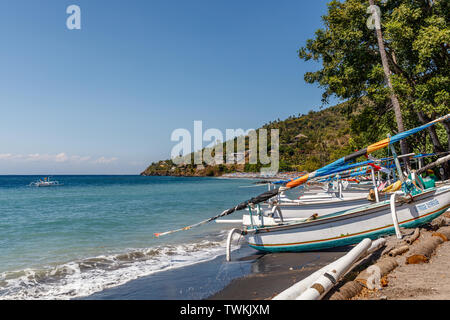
[0,175,266,299]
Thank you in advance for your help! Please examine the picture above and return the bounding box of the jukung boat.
[239,115,450,251]
[239,161,393,225]
[29,177,63,187]
[239,186,371,226]
[154,114,450,253]
[245,184,450,252]
[237,155,414,226]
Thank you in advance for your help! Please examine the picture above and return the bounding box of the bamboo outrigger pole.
[153,188,279,237]
[286,113,449,188]
[416,154,450,176]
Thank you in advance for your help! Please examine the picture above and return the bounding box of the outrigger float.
[154,114,450,255]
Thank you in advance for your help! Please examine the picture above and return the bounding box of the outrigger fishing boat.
[237,161,392,225]
[154,114,450,253]
[235,151,448,227]
[244,182,450,252]
[29,177,63,187]
[233,156,415,226]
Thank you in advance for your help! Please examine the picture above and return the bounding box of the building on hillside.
[294,133,308,141]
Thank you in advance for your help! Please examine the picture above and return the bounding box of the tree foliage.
[298,0,449,155]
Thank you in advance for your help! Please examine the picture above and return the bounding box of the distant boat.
[29,177,63,187]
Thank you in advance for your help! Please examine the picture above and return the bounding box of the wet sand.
[208,247,350,300]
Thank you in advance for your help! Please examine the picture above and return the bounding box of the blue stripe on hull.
[248,208,448,253]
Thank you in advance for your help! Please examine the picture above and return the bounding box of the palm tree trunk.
[417,111,445,153]
[369,0,409,168]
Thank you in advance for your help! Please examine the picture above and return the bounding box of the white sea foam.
[0,237,242,300]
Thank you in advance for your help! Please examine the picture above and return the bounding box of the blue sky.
[0,0,336,174]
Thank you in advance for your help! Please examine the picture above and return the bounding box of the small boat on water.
[29,177,63,187]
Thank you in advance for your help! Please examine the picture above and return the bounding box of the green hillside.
[141,102,360,176]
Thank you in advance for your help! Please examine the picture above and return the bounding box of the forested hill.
[141,102,359,176]
[260,103,355,172]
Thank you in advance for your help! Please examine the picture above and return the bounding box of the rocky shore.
[140,160,301,181]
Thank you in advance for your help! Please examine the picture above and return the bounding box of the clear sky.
[0,0,336,174]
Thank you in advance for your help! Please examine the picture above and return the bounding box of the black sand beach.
[209,247,350,300]
[82,245,350,300]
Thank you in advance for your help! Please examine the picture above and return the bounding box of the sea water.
[0,175,266,299]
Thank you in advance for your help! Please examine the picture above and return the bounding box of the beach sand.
[354,241,450,300]
[208,248,349,300]
[352,211,450,300]
[210,211,450,301]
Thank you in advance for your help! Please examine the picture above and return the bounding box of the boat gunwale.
[249,187,448,234]
[263,195,369,207]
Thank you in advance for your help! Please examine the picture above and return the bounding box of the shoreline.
[81,245,349,300]
[81,246,258,300]
[140,172,300,181]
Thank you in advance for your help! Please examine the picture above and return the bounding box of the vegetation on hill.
[141,102,363,176]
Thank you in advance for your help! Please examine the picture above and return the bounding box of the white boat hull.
[245,186,450,252]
